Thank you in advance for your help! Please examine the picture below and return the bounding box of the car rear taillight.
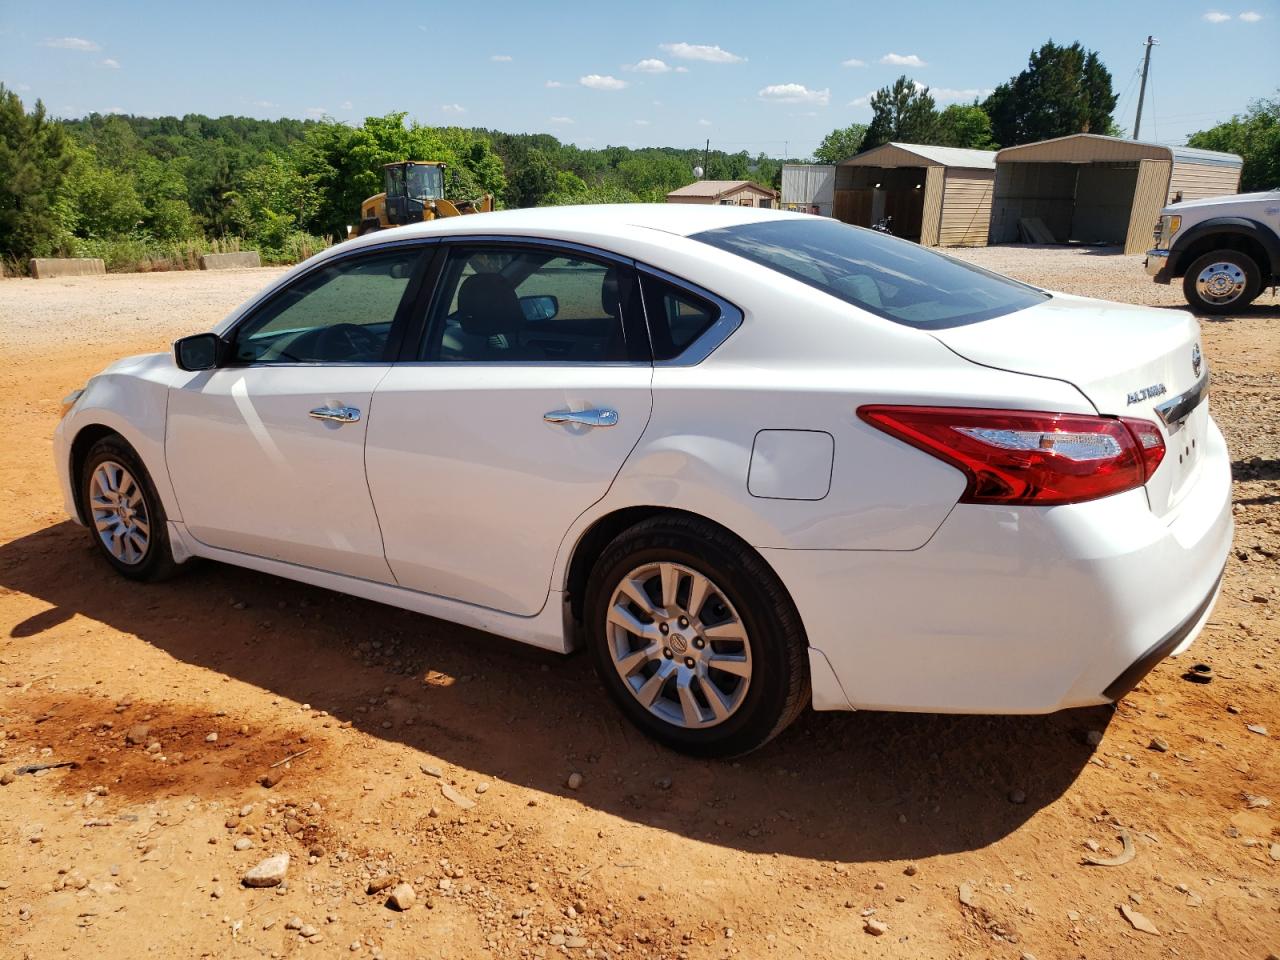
[857,406,1166,506]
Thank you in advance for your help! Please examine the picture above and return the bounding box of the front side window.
[233,248,422,363]
[692,218,1048,329]
[421,246,639,363]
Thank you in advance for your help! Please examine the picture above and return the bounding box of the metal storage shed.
[835,143,997,246]
[990,134,1243,254]
[781,164,836,216]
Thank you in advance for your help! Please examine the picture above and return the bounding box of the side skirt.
[167,522,571,653]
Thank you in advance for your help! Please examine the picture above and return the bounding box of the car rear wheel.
[1183,249,1260,314]
[585,514,809,757]
[81,435,178,582]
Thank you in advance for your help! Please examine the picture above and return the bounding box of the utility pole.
[703,139,710,178]
[1133,35,1159,140]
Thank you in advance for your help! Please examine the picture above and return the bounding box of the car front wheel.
[81,435,178,582]
[1183,249,1261,314]
[585,514,809,757]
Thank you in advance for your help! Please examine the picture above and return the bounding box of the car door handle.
[543,408,619,428]
[309,405,361,423]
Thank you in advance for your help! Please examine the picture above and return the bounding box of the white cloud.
[41,37,100,51]
[634,119,650,125]
[660,42,745,63]
[340,100,353,111]
[490,54,512,62]
[549,115,575,125]
[880,52,926,67]
[305,107,328,118]
[580,74,627,90]
[104,106,124,114]
[758,83,830,106]
[100,57,120,68]
[698,118,711,126]
[932,86,994,103]
[1238,9,1262,20]
[252,99,277,109]
[626,58,670,73]
[545,80,564,88]
[842,58,867,67]
[1202,10,1231,20]
[15,83,31,92]
[441,103,466,114]
[674,66,689,73]
[849,90,876,107]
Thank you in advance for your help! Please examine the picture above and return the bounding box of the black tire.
[585,514,810,758]
[1182,249,1261,314]
[356,218,382,237]
[80,435,179,582]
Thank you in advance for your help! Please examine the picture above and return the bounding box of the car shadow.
[1152,301,1280,321]
[1,520,1105,863]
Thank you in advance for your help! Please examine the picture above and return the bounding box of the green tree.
[58,143,147,239]
[984,41,1117,146]
[0,86,74,259]
[814,123,867,163]
[1187,93,1280,192]
[935,103,997,150]
[864,76,938,148]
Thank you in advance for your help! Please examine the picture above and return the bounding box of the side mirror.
[520,294,559,322]
[174,332,223,371]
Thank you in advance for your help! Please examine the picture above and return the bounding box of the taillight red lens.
[857,406,1166,506]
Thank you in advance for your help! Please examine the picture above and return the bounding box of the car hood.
[1166,190,1280,213]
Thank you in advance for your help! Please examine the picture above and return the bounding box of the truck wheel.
[355,218,382,237]
[1183,250,1261,314]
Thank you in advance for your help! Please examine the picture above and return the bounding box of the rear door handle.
[309,405,361,423]
[543,408,619,428]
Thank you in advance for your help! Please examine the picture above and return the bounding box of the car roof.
[341,202,810,250]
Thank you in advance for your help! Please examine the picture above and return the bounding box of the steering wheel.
[314,323,383,361]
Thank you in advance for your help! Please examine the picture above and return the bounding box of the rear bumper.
[770,416,1233,715]
[1145,249,1172,283]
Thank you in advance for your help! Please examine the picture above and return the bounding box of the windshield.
[405,164,444,200]
[692,218,1048,329]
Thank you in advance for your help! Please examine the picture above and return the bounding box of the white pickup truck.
[1146,190,1280,313]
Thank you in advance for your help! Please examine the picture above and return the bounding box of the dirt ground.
[0,249,1276,960]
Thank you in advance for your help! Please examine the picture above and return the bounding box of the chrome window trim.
[636,264,744,367]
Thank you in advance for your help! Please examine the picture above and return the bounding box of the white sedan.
[55,205,1232,756]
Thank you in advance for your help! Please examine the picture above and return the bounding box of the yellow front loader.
[349,161,493,238]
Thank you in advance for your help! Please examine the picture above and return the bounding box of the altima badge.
[1192,344,1202,377]
[1126,383,1167,405]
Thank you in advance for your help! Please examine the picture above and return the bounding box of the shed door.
[1125,159,1172,254]
[919,167,945,246]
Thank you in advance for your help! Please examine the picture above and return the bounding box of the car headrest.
[457,273,522,337]
[601,267,621,318]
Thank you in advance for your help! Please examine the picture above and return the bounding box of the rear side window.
[640,275,719,361]
[692,218,1048,329]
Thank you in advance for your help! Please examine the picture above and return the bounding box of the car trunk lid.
[930,292,1209,518]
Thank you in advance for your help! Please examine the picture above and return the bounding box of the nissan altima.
[55,205,1232,756]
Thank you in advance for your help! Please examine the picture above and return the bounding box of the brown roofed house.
[665,180,778,208]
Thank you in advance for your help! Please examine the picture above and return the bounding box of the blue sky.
[1,0,1275,156]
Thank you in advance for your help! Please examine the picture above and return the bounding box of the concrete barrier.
[29,258,106,279]
[199,251,261,270]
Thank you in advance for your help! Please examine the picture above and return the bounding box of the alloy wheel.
[605,562,752,729]
[89,460,151,565]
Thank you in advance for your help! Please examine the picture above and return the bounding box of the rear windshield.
[691,218,1048,329]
